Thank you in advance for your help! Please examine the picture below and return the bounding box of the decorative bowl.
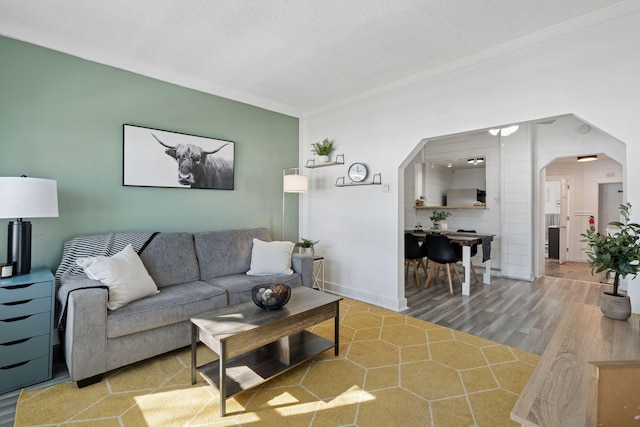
[252,284,291,310]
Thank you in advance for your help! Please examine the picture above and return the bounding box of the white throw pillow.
[247,238,295,276]
[76,244,159,310]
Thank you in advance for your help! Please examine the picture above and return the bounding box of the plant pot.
[299,246,314,255]
[599,292,631,320]
[432,221,447,231]
[318,155,331,163]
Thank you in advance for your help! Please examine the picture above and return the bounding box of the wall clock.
[348,162,368,182]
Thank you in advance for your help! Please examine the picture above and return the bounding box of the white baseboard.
[324,282,407,312]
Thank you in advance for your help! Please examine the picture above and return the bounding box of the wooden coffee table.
[190,286,342,416]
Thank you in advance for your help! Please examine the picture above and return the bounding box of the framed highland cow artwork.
[123,124,235,190]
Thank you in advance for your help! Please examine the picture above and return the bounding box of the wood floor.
[0,259,606,426]
[403,258,605,355]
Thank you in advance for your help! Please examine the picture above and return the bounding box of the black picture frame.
[123,124,235,190]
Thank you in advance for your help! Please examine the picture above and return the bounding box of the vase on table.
[300,247,314,255]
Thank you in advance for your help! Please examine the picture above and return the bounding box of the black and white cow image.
[153,133,234,190]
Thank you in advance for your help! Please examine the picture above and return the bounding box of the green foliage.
[295,238,319,248]
[581,203,640,295]
[429,210,452,221]
[311,138,335,156]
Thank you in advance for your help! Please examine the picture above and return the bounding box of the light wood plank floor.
[0,260,606,426]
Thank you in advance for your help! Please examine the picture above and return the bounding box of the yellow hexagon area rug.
[14,298,538,426]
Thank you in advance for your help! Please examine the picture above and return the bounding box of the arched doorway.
[401,114,627,308]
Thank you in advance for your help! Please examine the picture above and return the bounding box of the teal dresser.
[0,268,54,393]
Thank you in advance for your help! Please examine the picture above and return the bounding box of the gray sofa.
[57,227,313,387]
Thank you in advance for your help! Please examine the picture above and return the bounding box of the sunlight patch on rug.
[14,298,538,426]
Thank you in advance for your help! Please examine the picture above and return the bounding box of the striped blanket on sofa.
[55,232,157,331]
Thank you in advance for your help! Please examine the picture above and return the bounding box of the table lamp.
[282,168,308,240]
[0,177,59,276]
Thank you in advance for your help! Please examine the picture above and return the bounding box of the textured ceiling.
[0,0,633,116]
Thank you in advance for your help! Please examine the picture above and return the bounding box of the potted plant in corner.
[429,210,451,231]
[295,238,319,255]
[581,202,640,320]
[311,138,335,163]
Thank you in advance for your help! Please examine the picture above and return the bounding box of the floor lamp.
[282,168,308,241]
[0,177,59,276]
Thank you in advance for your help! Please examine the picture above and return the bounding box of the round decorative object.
[599,292,632,320]
[252,284,291,310]
[348,162,368,182]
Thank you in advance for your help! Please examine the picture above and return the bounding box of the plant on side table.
[311,138,335,163]
[581,202,640,320]
[295,238,319,255]
[429,210,451,231]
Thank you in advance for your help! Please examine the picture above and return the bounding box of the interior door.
[559,178,569,264]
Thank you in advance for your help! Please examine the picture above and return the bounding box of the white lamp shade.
[283,174,308,193]
[0,177,59,219]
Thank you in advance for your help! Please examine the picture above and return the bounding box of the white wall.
[501,126,533,280]
[301,7,640,312]
[452,169,485,191]
[545,181,561,215]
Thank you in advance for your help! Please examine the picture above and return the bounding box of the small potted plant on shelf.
[581,202,640,320]
[429,210,451,231]
[311,138,335,163]
[295,238,319,255]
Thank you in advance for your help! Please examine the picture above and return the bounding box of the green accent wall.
[0,36,300,272]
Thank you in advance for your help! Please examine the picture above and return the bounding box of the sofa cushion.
[206,272,301,305]
[194,228,271,280]
[139,232,200,288]
[106,281,227,338]
[76,244,160,310]
[247,238,295,276]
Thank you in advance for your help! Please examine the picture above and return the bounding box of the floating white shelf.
[305,154,344,168]
[335,173,382,187]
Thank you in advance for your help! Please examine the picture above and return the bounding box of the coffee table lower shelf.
[196,330,333,400]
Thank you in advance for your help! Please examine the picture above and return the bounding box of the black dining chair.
[455,229,479,283]
[423,234,463,294]
[405,233,427,286]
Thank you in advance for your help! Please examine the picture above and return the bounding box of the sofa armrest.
[292,253,314,288]
[64,285,109,382]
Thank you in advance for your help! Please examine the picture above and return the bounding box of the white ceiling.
[0,0,633,116]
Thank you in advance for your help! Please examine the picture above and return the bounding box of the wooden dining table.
[410,230,494,296]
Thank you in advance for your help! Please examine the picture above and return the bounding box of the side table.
[0,268,54,393]
[312,255,325,291]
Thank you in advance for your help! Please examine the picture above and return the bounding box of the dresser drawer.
[0,334,49,366]
[0,355,50,394]
[0,296,51,320]
[0,280,51,303]
[0,312,51,343]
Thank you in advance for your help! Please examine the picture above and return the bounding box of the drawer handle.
[1,315,31,323]
[2,299,31,306]
[5,283,35,290]
[1,360,29,370]
[1,337,31,346]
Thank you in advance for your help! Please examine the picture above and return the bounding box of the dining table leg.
[462,245,471,295]
[483,259,491,284]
